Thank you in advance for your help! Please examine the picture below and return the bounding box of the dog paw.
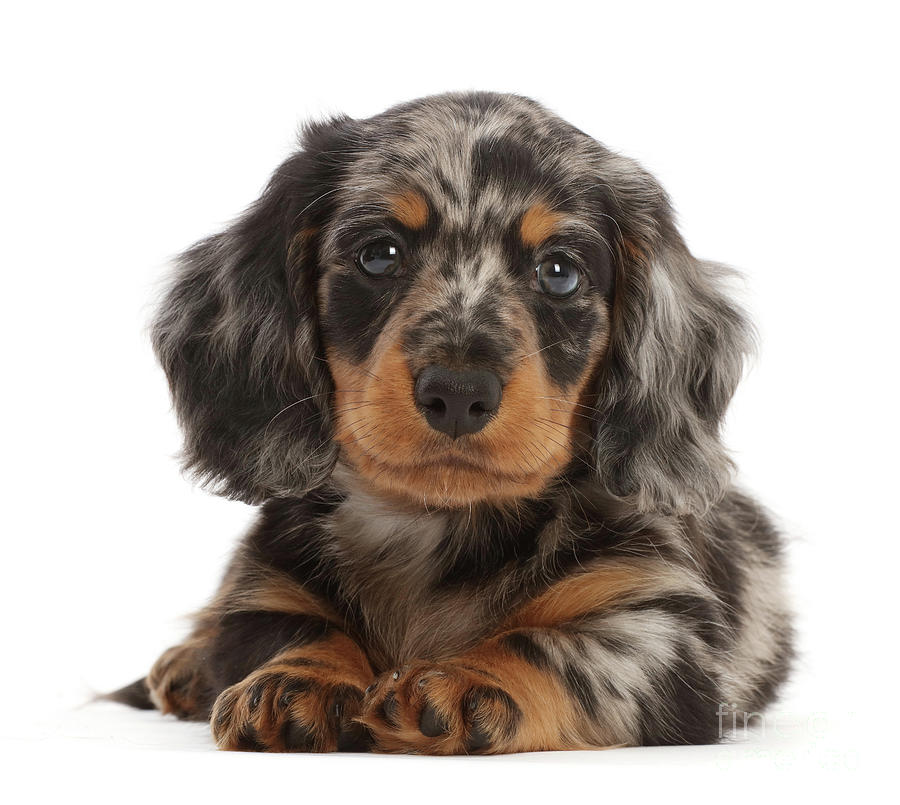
[147,643,211,720]
[210,666,371,752]
[357,662,521,754]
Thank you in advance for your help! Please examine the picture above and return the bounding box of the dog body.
[113,92,793,753]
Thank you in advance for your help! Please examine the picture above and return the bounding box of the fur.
[107,91,793,753]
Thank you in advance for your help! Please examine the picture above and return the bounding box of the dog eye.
[357,239,402,277]
[535,255,580,298]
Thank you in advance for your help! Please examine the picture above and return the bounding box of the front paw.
[210,667,371,752]
[357,663,522,754]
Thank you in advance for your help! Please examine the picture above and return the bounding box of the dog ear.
[152,116,359,503]
[592,161,754,516]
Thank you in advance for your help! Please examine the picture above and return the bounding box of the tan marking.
[388,190,429,230]
[622,237,644,263]
[219,566,342,626]
[357,643,610,753]
[460,641,593,750]
[520,202,563,247]
[331,344,568,506]
[507,561,661,629]
[327,297,611,507]
[269,634,373,686]
[287,227,319,264]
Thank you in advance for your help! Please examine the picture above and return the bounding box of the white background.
[2,1,896,801]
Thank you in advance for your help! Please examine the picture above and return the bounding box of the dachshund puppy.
[110,91,793,753]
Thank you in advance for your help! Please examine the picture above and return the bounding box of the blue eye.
[357,239,402,276]
[535,255,580,297]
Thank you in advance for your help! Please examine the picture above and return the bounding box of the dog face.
[317,98,617,506]
[153,92,750,514]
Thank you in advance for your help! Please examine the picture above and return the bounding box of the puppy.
[109,91,793,753]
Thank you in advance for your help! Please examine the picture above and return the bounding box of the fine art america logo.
[717,703,830,740]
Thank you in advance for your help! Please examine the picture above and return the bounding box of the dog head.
[153,92,751,515]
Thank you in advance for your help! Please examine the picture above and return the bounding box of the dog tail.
[96,677,155,710]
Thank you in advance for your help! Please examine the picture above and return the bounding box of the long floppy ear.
[151,117,358,503]
[592,158,754,516]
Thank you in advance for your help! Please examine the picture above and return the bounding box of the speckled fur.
[109,92,793,753]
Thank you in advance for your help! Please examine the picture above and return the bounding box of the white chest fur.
[327,468,492,667]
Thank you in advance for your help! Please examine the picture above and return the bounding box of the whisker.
[547,407,596,422]
[517,339,569,364]
[536,396,602,414]
[264,391,347,431]
[525,421,598,474]
[536,417,577,433]
[331,401,378,417]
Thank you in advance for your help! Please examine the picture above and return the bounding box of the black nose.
[414,366,503,439]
